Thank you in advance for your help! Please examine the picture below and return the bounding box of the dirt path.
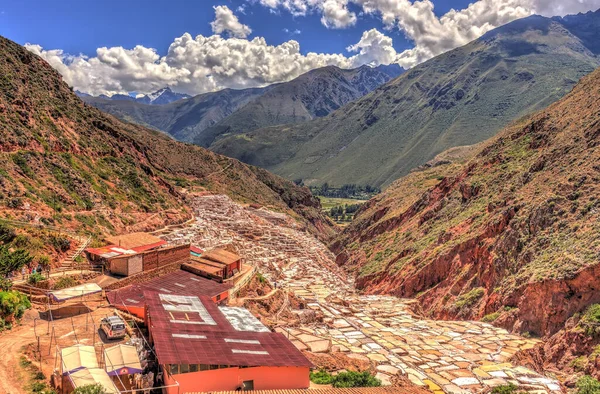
[0,314,37,394]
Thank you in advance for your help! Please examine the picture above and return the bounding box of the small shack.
[68,368,119,393]
[104,344,143,376]
[182,248,242,281]
[107,244,190,277]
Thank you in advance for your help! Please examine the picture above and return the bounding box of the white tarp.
[104,344,143,375]
[69,368,119,393]
[61,344,98,375]
[50,283,102,302]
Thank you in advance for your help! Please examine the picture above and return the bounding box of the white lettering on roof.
[172,334,207,339]
[189,277,201,282]
[174,283,186,288]
[219,306,270,332]
[160,294,217,325]
[159,288,172,293]
[224,338,261,344]
[232,349,269,355]
[125,298,140,304]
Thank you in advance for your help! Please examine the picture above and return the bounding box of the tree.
[577,376,600,394]
[0,245,33,277]
[0,223,16,244]
[73,383,108,394]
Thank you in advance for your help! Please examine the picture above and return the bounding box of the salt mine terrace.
[159,194,562,393]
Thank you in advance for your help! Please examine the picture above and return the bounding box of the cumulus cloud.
[255,0,600,67]
[210,5,252,38]
[27,28,400,97]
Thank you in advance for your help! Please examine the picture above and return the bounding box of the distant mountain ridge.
[211,11,600,188]
[82,64,404,144]
[78,86,191,105]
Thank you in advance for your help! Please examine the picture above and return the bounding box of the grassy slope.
[331,65,600,336]
[0,36,335,240]
[211,14,600,188]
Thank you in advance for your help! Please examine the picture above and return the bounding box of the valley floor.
[162,195,562,393]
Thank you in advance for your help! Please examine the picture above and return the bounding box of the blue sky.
[1,0,472,57]
[3,0,597,96]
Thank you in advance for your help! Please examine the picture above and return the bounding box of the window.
[243,380,254,391]
[180,364,189,374]
[209,365,218,370]
[199,364,209,371]
[216,294,221,301]
[169,364,179,375]
[189,364,198,373]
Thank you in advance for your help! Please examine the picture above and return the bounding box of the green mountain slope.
[211,12,600,188]
[0,35,334,240]
[82,64,403,146]
[196,64,403,147]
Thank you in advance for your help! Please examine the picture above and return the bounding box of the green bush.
[0,290,31,319]
[491,384,517,394]
[454,287,485,309]
[53,276,77,290]
[0,223,16,244]
[577,376,600,394]
[571,356,589,372]
[581,304,600,336]
[310,370,333,385]
[482,312,501,322]
[73,383,108,394]
[256,272,266,284]
[28,272,45,285]
[331,371,381,388]
[0,278,13,291]
[49,235,71,253]
[0,245,34,276]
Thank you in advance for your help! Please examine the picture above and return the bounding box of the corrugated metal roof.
[105,232,165,250]
[107,270,231,308]
[202,249,240,265]
[145,292,312,368]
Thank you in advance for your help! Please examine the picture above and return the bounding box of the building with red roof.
[106,270,232,318]
[144,292,311,392]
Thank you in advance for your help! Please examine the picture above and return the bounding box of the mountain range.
[77,86,191,105]
[0,35,334,240]
[212,11,600,188]
[82,64,404,145]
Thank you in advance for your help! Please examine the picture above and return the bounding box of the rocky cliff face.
[332,66,600,341]
[0,35,334,240]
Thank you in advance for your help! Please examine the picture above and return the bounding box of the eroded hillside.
[332,66,600,342]
[0,36,334,240]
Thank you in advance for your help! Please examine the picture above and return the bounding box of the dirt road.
[0,311,37,394]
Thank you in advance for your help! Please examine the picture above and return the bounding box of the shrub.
[50,235,71,253]
[72,383,108,394]
[581,304,600,336]
[28,272,45,285]
[256,272,266,284]
[0,223,16,244]
[331,371,381,388]
[482,312,501,322]
[0,245,34,277]
[53,276,77,290]
[577,376,600,394]
[38,255,51,268]
[0,290,31,319]
[571,356,589,372]
[0,278,12,291]
[491,384,517,394]
[310,370,333,385]
[454,287,485,309]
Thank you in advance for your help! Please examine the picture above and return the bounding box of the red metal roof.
[106,270,231,308]
[190,246,204,255]
[145,292,312,368]
[131,240,167,253]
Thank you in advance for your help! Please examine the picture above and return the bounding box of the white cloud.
[210,5,252,38]
[254,0,600,67]
[27,29,400,97]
